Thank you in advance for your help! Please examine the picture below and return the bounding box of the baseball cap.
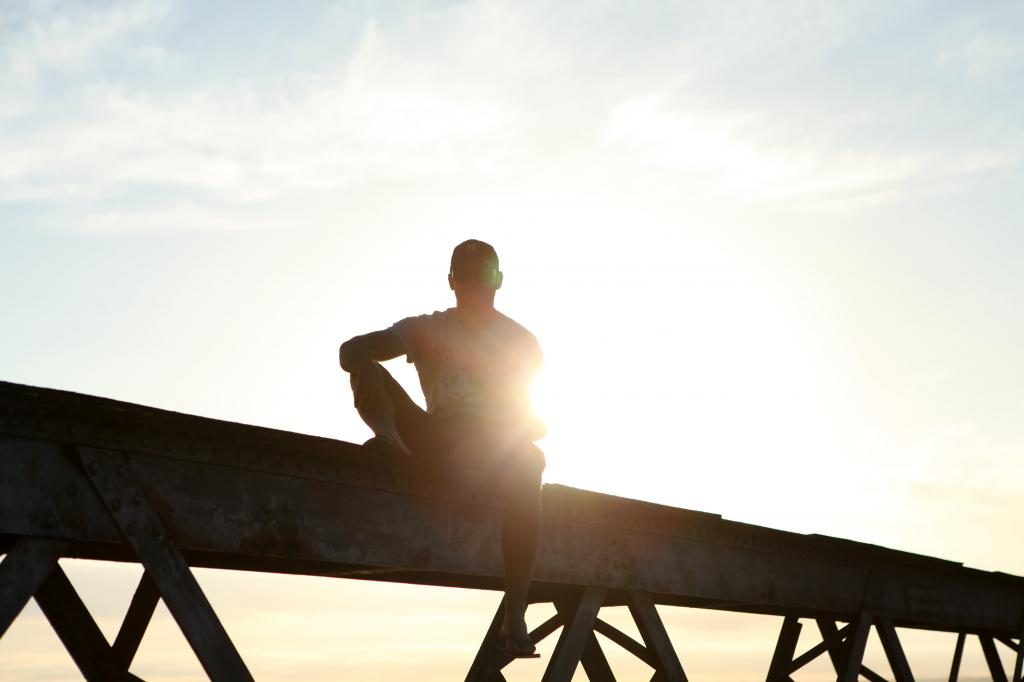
[450,239,499,271]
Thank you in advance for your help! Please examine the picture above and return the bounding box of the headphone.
[448,268,503,290]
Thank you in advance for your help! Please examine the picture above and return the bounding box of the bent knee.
[507,443,545,483]
[524,443,545,472]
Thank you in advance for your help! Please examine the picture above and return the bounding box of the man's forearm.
[339,335,373,372]
[340,329,406,371]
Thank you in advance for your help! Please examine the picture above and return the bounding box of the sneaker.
[361,436,408,456]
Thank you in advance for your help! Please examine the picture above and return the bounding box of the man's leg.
[349,362,429,454]
[497,444,544,653]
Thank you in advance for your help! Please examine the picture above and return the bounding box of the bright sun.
[522,251,841,530]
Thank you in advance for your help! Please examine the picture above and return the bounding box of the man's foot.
[498,617,538,658]
[496,633,539,659]
[361,436,407,456]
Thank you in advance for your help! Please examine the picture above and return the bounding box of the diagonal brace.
[766,616,801,682]
[34,563,144,681]
[594,617,656,666]
[465,598,564,680]
[949,632,966,682]
[876,616,915,682]
[628,591,687,682]
[76,446,253,682]
[543,587,607,682]
[555,593,615,682]
[112,571,161,669]
[0,536,68,637]
[980,635,1010,682]
[818,617,887,682]
[790,623,852,672]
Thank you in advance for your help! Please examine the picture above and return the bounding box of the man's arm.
[339,330,406,371]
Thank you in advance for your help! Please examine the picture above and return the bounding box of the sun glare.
[523,241,845,530]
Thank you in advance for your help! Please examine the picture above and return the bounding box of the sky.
[2,0,1024,679]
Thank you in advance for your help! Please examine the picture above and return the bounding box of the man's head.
[449,239,503,310]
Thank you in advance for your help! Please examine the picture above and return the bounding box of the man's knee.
[523,443,545,477]
[349,360,378,385]
[503,443,544,492]
[350,362,403,400]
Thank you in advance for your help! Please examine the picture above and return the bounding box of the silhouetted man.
[339,239,545,657]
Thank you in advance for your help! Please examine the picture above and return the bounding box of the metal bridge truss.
[2,380,1024,681]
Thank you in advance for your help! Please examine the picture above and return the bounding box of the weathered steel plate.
[2,380,1022,634]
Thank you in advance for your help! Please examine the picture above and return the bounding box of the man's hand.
[339,336,373,372]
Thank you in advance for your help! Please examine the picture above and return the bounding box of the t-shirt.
[389,308,542,427]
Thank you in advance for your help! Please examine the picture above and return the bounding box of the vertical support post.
[980,635,1009,682]
[542,587,606,682]
[1013,636,1024,682]
[838,610,873,682]
[948,632,966,682]
[766,616,802,682]
[627,591,687,682]
[554,594,615,682]
[465,597,507,682]
[876,616,915,682]
[464,603,565,681]
[0,537,67,637]
[817,619,846,671]
[112,571,160,669]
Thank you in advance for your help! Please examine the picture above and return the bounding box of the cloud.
[0,6,526,224]
[0,0,169,85]
[602,91,1021,209]
[1,1,1022,231]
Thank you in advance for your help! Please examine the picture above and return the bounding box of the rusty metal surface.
[77,445,253,681]
[2,380,1024,635]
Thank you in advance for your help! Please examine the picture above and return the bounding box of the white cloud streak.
[0,0,1022,231]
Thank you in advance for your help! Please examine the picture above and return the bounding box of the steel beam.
[594,617,655,666]
[3,380,1024,636]
[0,537,67,637]
[6,381,1024,680]
[542,587,606,682]
[981,635,1010,682]
[628,591,687,682]
[766,616,801,682]
[77,446,252,682]
[838,611,873,682]
[949,632,966,682]
[555,593,615,682]
[465,598,507,682]
[2,430,1023,635]
[997,636,1021,653]
[1014,633,1024,682]
[112,571,160,669]
[466,600,565,680]
[816,618,846,671]
[1014,642,1024,682]
[791,623,851,672]
[877,615,915,682]
[34,564,143,681]
[819,617,887,682]
[530,614,567,647]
